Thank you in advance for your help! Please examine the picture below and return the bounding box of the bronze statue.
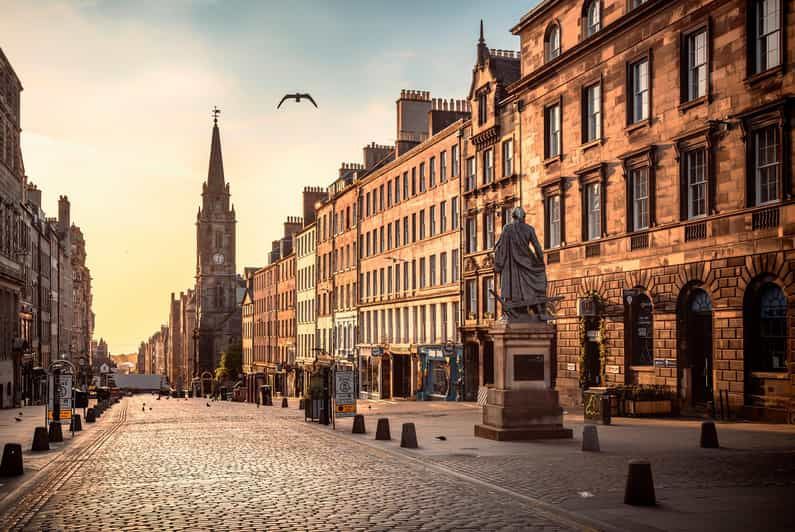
[494,207,555,321]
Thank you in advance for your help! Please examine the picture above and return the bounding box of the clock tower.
[195,108,238,378]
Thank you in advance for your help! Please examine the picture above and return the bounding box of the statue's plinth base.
[474,388,572,440]
[474,320,572,441]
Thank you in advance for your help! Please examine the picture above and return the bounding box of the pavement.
[0,396,792,531]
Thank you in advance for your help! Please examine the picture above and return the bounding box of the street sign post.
[48,373,73,423]
[334,367,356,418]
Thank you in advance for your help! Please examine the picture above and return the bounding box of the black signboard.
[514,354,545,381]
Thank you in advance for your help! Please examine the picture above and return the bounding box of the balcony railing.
[684,220,707,242]
[630,232,649,251]
[752,206,780,230]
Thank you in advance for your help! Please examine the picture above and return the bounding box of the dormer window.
[545,23,561,62]
[584,1,601,38]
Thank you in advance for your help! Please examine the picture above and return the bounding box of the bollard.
[352,414,366,434]
[48,422,63,443]
[85,408,96,423]
[582,424,600,452]
[70,414,83,432]
[282,397,289,408]
[375,418,391,441]
[299,399,305,410]
[264,395,273,407]
[700,421,719,449]
[32,427,49,451]
[0,443,24,476]
[400,422,419,449]
[319,406,330,426]
[624,460,656,506]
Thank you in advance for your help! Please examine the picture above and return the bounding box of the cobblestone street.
[0,398,575,531]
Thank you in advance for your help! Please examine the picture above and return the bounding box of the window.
[403,262,409,292]
[754,126,780,205]
[630,167,650,231]
[683,28,707,102]
[451,145,460,177]
[379,185,385,211]
[379,226,384,253]
[545,103,561,158]
[412,213,417,242]
[429,255,436,286]
[478,92,487,125]
[583,0,601,38]
[440,252,447,284]
[387,266,392,294]
[483,149,494,183]
[429,205,436,237]
[412,167,417,195]
[395,221,400,247]
[394,176,401,203]
[585,182,602,240]
[387,180,393,207]
[545,23,561,62]
[484,209,495,249]
[684,149,707,218]
[466,157,476,190]
[403,216,409,244]
[452,249,459,282]
[545,195,561,248]
[419,209,426,240]
[752,283,787,371]
[419,258,426,289]
[440,151,447,182]
[466,279,478,319]
[583,83,601,142]
[441,303,448,341]
[412,259,417,289]
[483,277,495,317]
[387,222,393,249]
[395,265,400,293]
[628,58,650,124]
[440,201,447,233]
[451,197,459,229]
[631,0,648,7]
[429,156,436,187]
[466,217,477,253]
[403,171,409,199]
[502,139,513,177]
[750,0,782,74]
[419,163,426,192]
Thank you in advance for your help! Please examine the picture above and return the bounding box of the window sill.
[580,138,603,153]
[745,65,784,87]
[678,95,707,113]
[544,154,562,167]
[624,119,650,135]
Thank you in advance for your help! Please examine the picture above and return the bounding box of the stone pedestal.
[474,320,572,441]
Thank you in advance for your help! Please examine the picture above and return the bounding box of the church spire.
[477,19,489,67]
[207,106,225,192]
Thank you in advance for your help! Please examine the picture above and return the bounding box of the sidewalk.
[293,399,795,532]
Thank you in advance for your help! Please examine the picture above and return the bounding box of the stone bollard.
[85,408,96,423]
[582,424,600,452]
[352,414,366,434]
[299,399,305,410]
[281,397,289,408]
[375,418,391,441]
[0,443,24,477]
[48,422,63,444]
[624,460,656,506]
[400,422,419,449]
[70,414,83,432]
[32,427,49,451]
[700,421,719,449]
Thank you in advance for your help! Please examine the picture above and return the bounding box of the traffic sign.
[334,367,356,418]
[47,373,73,424]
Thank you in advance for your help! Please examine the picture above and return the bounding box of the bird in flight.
[277,93,318,109]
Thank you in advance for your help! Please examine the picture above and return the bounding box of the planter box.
[625,399,672,416]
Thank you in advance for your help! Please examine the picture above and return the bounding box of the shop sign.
[426,348,445,360]
[605,365,620,374]
[654,359,677,368]
[566,363,577,371]
[372,347,383,357]
[334,368,356,418]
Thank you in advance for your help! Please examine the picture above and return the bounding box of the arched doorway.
[678,286,713,407]
[744,278,788,408]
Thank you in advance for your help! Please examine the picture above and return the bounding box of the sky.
[1,0,537,354]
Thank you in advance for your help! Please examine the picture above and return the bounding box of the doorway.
[483,340,494,385]
[392,354,411,398]
[463,343,479,401]
[583,317,602,388]
[380,355,392,399]
[680,288,713,407]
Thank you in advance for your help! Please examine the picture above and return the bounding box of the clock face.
[213,253,225,265]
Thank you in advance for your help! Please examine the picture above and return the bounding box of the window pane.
[587,182,601,240]
[586,1,601,37]
[632,168,650,230]
[756,126,780,205]
[547,195,561,247]
[687,149,706,218]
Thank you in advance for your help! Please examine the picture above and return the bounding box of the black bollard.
[70,414,83,432]
[400,423,418,449]
[299,398,305,410]
[282,397,289,408]
[700,421,719,448]
[582,424,600,452]
[319,405,330,425]
[375,418,391,441]
[265,395,272,406]
[624,460,656,506]
[32,427,49,451]
[352,414,366,434]
[85,408,96,423]
[48,422,63,443]
[0,443,24,476]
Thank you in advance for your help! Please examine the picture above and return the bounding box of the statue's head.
[512,206,526,223]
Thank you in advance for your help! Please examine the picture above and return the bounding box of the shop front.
[417,343,462,401]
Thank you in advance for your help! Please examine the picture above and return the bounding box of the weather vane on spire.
[212,106,221,124]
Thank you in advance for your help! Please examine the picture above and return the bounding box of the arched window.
[583,1,601,38]
[758,283,787,371]
[545,23,561,62]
